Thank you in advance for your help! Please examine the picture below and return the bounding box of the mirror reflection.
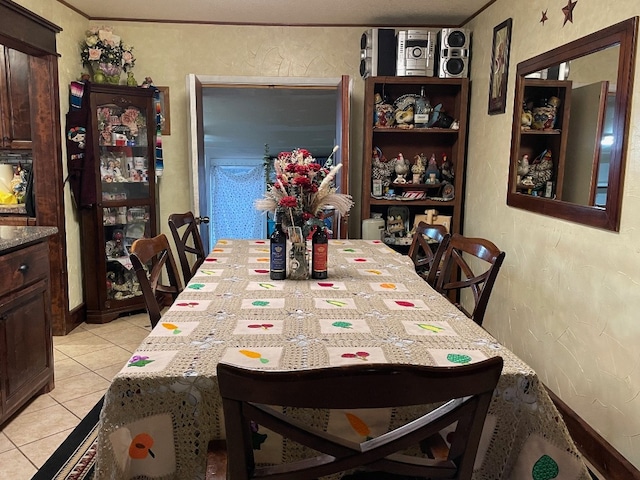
[522,45,619,207]
[507,17,637,231]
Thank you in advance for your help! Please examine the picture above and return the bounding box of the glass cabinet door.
[96,100,151,302]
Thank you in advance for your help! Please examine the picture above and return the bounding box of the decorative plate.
[393,94,420,111]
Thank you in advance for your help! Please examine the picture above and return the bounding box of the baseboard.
[546,387,640,480]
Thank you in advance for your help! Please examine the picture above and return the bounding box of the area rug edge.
[31,396,103,480]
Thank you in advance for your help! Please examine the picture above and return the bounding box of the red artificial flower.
[285,163,297,173]
[279,196,298,208]
[294,164,309,175]
[302,212,314,221]
[298,149,310,158]
[293,176,311,188]
[308,163,322,172]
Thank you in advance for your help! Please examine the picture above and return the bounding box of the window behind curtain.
[209,163,265,247]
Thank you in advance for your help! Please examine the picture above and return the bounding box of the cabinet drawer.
[0,242,49,296]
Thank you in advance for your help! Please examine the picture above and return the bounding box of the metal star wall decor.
[540,9,548,25]
[562,0,577,26]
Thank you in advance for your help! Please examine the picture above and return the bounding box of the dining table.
[94,238,590,480]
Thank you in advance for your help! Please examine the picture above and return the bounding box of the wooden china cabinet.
[361,76,469,248]
[79,84,158,323]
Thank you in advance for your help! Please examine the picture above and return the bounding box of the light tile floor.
[0,312,152,479]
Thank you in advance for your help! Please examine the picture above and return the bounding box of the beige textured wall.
[465,0,640,468]
[13,0,640,469]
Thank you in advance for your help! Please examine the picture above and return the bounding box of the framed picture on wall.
[155,86,171,135]
[488,18,512,115]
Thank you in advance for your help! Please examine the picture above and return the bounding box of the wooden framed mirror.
[507,17,637,231]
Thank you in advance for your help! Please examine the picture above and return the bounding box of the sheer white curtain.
[210,164,265,246]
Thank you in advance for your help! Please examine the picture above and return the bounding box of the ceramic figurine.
[440,154,454,183]
[527,150,553,188]
[374,93,395,128]
[532,96,561,131]
[372,147,392,190]
[425,153,440,183]
[411,153,427,183]
[393,153,410,183]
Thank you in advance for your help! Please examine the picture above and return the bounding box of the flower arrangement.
[80,26,135,81]
[255,146,353,238]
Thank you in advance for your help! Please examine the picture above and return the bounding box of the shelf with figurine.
[362,76,468,239]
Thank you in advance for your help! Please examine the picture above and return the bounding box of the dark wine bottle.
[270,209,287,280]
[311,225,328,279]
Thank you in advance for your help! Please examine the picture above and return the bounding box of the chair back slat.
[130,234,183,327]
[434,233,506,326]
[214,358,503,480]
[408,222,450,286]
[168,211,206,284]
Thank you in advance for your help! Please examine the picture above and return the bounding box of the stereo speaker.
[438,28,471,78]
[360,28,396,79]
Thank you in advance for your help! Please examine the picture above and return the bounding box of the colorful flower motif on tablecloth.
[149,322,200,337]
[327,347,386,365]
[318,318,371,334]
[401,320,458,336]
[310,281,347,290]
[249,240,267,245]
[203,257,228,263]
[314,298,358,309]
[247,257,271,264]
[109,413,176,476]
[168,300,212,312]
[233,320,284,335]
[345,257,376,264]
[357,269,391,276]
[382,299,430,310]
[327,408,392,443]
[241,298,286,309]
[245,281,285,291]
[249,247,270,253]
[221,347,283,367]
[185,282,218,292]
[427,349,488,366]
[194,269,224,277]
[120,351,179,373]
[509,433,584,480]
[369,282,408,292]
[337,248,364,254]
[247,268,270,275]
[216,239,230,245]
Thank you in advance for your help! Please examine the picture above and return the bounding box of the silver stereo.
[396,29,437,77]
[438,28,471,78]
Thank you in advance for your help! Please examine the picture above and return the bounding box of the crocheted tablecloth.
[94,239,589,480]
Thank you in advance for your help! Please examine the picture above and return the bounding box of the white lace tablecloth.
[95,239,589,480]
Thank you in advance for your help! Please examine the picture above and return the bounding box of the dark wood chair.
[130,234,183,328]
[431,233,506,327]
[407,222,450,285]
[207,357,504,480]
[168,211,206,284]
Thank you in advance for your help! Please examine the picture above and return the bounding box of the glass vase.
[287,226,309,280]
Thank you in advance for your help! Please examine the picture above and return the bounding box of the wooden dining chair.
[130,234,183,328]
[431,233,506,327]
[168,211,206,284]
[407,222,450,285]
[207,357,504,480]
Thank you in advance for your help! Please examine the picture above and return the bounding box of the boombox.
[360,28,396,79]
[396,29,437,77]
[438,28,471,78]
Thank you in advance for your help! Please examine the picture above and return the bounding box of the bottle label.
[312,244,328,272]
[270,244,286,272]
[414,113,430,124]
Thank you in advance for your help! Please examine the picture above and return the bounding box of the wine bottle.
[311,225,328,279]
[270,209,287,280]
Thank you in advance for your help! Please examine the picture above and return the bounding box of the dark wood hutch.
[0,0,73,335]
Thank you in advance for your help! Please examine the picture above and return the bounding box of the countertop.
[0,226,58,253]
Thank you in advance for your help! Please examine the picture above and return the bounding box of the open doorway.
[187,75,351,250]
